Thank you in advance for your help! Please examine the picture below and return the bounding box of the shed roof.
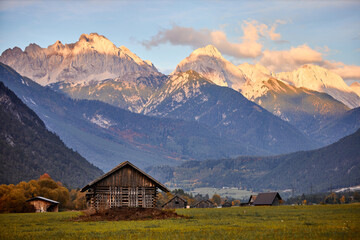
[26,196,59,204]
[80,161,169,192]
[252,192,282,205]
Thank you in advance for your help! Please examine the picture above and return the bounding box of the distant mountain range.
[147,128,360,193]
[0,33,359,178]
[0,63,270,172]
[0,81,103,187]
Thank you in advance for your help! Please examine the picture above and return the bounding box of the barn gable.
[81,161,169,209]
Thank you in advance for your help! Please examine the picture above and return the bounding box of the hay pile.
[72,207,186,222]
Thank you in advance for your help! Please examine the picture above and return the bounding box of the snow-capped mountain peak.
[190,45,223,59]
[173,45,246,90]
[238,63,271,83]
[276,64,348,92]
[275,64,360,108]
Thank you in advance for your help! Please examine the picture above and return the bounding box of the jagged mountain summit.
[238,62,272,85]
[275,64,360,108]
[0,33,157,86]
[173,45,247,90]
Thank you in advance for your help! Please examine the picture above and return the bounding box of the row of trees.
[285,192,360,205]
[0,174,86,213]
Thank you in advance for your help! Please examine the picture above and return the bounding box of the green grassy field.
[0,204,359,240]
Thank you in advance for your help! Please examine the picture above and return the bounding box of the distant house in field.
[162,195,188,209]
[192,199,215,208]
[252,192,282,206]
[26,196,59,212]
[81,161,169,210]
[222,201,232,208]
[248,195,257,205]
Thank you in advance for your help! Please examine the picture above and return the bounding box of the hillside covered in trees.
[0,82,103,188]
[148,129,360,194]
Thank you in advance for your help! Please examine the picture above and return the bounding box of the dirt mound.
[72,207,186,222]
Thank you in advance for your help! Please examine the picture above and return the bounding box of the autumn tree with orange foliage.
[0,174,85,213]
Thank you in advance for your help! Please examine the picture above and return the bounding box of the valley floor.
[0,204,359,239]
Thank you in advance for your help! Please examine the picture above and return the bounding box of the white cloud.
[142,20,286,59]
[258,44,360,80]
[143,21,359,80]
[259,44,323,72]
[325,62,360,80]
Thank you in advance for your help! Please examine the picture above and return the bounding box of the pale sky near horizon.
[0,0,359,83]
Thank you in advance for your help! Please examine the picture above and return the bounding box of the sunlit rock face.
[0,33,158,86]
[173,45,247,91]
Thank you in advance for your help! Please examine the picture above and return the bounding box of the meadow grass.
[0,204,359,239]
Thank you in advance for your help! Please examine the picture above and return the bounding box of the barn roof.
[252,192,281,205]
[26,196,59,204]
[80,161,170,192]
[192,199,215,207]
[162,195,187,208]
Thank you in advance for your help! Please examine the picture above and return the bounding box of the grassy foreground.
[0,204,359,240]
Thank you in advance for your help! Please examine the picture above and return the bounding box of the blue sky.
[0,0,359,81]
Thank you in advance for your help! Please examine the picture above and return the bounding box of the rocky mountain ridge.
[0,33,157,86]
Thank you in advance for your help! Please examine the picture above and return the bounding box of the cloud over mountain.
[142,20,284,59]
[259,44,323,72]
[143,20,359,81]
[259,45,360,80]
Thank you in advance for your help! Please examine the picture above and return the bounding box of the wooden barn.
[81,161,169,210]
[162,195,187,209]
[248,195,257,205]
[252,192,282,206]
[192,199,215,208]
[26,196,59,212]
